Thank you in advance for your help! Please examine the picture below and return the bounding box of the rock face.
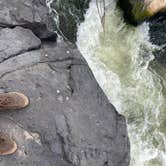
[118,0,166,24]
[0,0,130,166]
[0,0,56,39]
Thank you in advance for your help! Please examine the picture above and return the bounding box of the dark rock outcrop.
[118,0,137,25]
[0,0,130,166]
[148,12,166,84]
[149,13,166,46]
[50,0,90,42]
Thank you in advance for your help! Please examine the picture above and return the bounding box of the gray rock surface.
[0,27,41,62]
[0,0,130,166]
[0,117,70,166]
[0,32,129,166]
[0,0,56,39]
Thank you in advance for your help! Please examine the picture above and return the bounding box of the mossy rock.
[132,1,152,22]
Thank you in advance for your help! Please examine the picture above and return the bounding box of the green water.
[77,1,166,165]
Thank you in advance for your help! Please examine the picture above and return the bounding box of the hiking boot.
[0,92,29,110]
[0,132,17,155]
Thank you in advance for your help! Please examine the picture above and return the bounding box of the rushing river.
[77,0,166,165]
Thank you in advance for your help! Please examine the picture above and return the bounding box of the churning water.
[77,0,166,165]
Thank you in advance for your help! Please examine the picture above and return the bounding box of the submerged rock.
[148,8,166,64]
[148,11,166,83]
[118,0,166,24]
[149,13,166,46]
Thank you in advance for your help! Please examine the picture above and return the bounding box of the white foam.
[77,0,166,165]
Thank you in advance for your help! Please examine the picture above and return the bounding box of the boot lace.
[0,97,14,106]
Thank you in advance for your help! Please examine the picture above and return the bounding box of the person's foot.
[0,132,17,155]
[0,92,29,110]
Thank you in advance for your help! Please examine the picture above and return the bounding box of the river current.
[77,0,166,165]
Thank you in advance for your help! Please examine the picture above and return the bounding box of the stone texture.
[0,0,56,39]
[0,117,70,166]
[0,26,130,166]
[0,26,41,62]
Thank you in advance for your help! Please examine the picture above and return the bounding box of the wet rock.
[148,12,166,68]
[0,0,56,40]
[118,0,166,24]
[50,0,90,42]
[149,13,166,46]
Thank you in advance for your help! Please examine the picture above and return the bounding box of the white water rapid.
[77,0,166,165]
